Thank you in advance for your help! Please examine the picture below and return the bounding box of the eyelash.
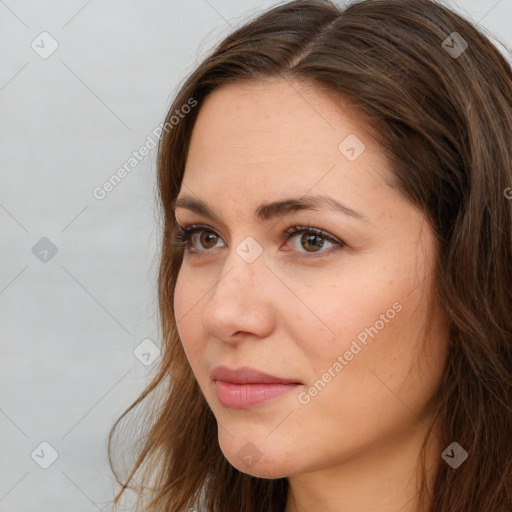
[172,222,345,259]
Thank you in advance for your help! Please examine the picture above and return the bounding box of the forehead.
[187,78,370,160]
[181,78,394,222]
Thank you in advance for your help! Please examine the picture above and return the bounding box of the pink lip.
[211,366,303,409]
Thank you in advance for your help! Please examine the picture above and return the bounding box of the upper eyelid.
[175,218,334,233]
[175,221,333,237]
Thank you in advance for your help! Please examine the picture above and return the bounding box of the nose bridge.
[201,237,271,338]
[215,236,265,297]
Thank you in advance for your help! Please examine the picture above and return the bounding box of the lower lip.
[214,381,302,409]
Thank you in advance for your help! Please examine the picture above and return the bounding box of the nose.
[200,245,274,344]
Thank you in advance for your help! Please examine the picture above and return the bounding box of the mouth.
[210,365,303,409]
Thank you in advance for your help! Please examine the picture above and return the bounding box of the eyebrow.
[172,194,369,223]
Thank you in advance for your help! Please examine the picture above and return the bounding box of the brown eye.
[284,225,343,257]
[198,231,219,249]
[300,233,325,252]
[175,223,344,258]
[174,223,225,254]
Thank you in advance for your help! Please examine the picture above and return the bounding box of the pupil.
[201,232,217,248]
[303,233,323,252]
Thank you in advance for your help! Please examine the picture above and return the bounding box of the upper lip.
[211,365,302,385]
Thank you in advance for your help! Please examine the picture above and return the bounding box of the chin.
[218,432,294,479]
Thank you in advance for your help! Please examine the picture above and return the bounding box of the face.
[173,78,449,479]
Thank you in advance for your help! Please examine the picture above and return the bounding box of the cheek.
[317,251,428,352]
[173,271,189,341]
[299,282,445,423]
[173,270,206,370]
[173,266,195,322]
[296,276,403,364]
[296,266,439,396]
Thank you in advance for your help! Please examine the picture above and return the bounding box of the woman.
[108,0,512,510]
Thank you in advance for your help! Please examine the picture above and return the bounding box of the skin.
[173,78,450,512]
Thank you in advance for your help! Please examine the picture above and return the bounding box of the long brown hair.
[108,1,512,510]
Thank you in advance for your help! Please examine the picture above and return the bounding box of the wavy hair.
[108,1,512,510]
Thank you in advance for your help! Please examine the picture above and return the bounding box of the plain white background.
[1,1,511,510]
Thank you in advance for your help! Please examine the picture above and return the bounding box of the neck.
[284,417,441,512]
